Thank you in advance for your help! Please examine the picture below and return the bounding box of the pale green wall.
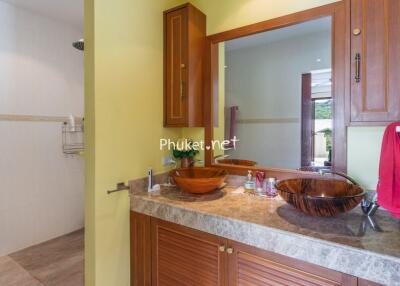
[85,0,185,285]
[213,42,226,157]
[191,0,340,34]
[347,127,385,190]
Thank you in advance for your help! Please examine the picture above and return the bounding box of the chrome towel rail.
[107,182,130,194]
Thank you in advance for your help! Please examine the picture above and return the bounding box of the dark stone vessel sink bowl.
[170,167,227,194]
[217,159,257,166]
[276,178,366,217]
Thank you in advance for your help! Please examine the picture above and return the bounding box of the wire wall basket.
[62,120,84,155]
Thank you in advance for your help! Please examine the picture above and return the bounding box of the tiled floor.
[0,229,84,286]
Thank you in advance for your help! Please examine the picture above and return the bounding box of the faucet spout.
[318,169,359,186]
[213,154,230,163]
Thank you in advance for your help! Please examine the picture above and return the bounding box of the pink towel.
[377,121,400,218]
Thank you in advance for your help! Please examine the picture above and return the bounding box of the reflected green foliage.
[315,100,332,119]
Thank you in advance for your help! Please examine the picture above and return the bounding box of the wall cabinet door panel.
[165,7,188,126]
[164,4,205,127]
[351,0,400,123]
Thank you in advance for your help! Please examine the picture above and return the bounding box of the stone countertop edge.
[131,196,400,286]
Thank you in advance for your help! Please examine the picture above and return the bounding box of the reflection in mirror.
[214,17,332,170]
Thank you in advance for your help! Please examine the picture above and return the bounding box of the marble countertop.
[130,175,400,285]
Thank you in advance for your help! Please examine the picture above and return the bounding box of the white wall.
[225,31,331,168]
[0,1,84,255]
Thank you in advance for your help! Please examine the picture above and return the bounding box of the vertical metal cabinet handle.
[180,81,184,98]
[355,53,361,83]
[218,245,226,252]
[180,63,186,98]
[226,247,234,254]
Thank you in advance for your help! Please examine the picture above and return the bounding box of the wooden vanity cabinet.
[350,0,400,124]
[131,212,369,286]
[164,4,206,127]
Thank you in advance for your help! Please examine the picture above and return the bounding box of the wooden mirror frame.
[203,0,350,177]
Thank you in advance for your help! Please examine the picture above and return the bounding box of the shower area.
[0,0,84,285]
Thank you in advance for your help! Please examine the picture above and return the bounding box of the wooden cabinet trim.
[130,212,152,286]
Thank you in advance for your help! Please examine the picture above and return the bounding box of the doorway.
[301,69,333,168]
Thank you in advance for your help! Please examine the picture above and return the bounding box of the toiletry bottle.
[265,177,278,197]
[244,171,255,193]
[255,171,265,195]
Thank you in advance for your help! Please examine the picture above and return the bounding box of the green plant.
[314,100,332,119]
[172,138,199,158]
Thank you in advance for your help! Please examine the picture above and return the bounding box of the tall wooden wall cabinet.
[164,4,206,127]
[351,0,400,124]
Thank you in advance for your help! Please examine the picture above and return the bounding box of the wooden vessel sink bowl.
[217,159,257,166]
[170,167,228,194]
[276,178,366,217]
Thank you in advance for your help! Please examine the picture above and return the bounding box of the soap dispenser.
[244,170,255,193]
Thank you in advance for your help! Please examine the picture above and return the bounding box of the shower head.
[73,39,84,51]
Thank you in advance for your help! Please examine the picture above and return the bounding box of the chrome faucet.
[318,169,359,186]
[318,169,379,216]
[360,192,380,217]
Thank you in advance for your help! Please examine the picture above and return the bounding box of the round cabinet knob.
[353,28,361,36]
[180,63,186,68]
[226,247,234,254]
[218,245,226,252]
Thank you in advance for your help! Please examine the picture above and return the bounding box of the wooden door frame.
[204,0,350,174]
[301,73,314,167]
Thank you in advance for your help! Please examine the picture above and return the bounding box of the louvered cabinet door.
[351,0,400,123]
[227,241,357,286]
[151,218,227,286]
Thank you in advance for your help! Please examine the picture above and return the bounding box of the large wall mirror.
[207,3,348,173]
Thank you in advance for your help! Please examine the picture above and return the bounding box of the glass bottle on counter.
[255,171,266,195]
[265,177,278,198]
[244,170,255,193]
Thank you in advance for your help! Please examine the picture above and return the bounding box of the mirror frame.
[203,0,350,177]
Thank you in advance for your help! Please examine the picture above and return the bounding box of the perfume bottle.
[255,171,265,195]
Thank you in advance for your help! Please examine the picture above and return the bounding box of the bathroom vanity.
[129,176,400,286]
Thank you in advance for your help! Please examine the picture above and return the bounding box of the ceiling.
[2,0,83,30]
[226,17,331,51]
